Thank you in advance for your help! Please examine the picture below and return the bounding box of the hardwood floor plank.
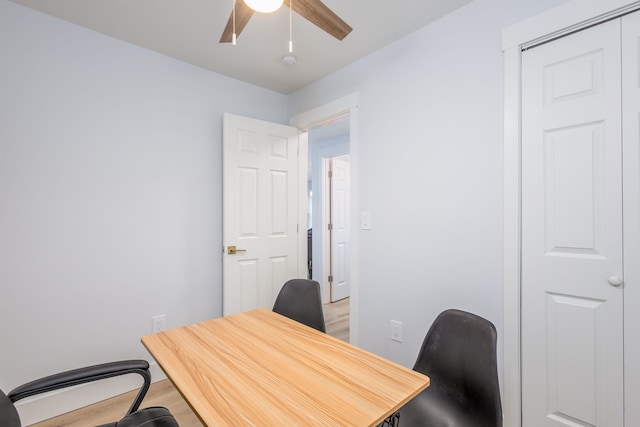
[324,297,350,342]
[30,379,203,427]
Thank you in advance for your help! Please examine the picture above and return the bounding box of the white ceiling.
[9,0,472,94]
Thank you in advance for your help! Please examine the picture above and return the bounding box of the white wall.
[0,0,287,422]
[289,0,568,372]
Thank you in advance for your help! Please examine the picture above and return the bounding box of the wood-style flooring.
[31,299,349,427]
[31,379,204,427]
[324,296,350,342]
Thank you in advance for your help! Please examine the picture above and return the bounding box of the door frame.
[502,1,640,426]
[310,133,350,304]
[322,157,332,302]
[290,93,359,344]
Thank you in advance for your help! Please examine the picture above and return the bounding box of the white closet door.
[521,18,624,427]
[623,10,640,427]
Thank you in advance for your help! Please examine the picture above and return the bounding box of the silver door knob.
[608,276,623,287]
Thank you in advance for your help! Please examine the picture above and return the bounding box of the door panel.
[623,11,640,426]
[543,123,605,255]
[544,293,602,425]
[238,260,258,311]
[238,167,258,237]
[223,113,299,315]
[330,157,350,301]
[521,18,623,427]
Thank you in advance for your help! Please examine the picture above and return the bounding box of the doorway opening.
[307,114,350,342]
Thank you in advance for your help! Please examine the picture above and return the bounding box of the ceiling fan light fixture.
[282,54,297,65]
[243,0,284,13]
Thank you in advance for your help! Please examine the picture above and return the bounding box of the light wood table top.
[142,309,429,426]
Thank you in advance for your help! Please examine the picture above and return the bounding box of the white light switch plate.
[390,320,403,342]
[361,211,372,230]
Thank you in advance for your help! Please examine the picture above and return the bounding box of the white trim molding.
[502,1,640,427]
[289,94,359,130]
[502,44,522,427]
[502,0,640,50]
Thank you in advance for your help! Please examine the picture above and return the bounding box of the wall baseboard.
[18,363,167,426]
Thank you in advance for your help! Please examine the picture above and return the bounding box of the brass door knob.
[228,246,247,255]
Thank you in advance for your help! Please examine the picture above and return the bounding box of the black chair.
[400,309,502,427]
[272,278,326,333]
[1,359,179,427]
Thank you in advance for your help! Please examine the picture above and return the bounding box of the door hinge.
[328,223,333,231]
[328,275,333,283]
[328,170,333,178]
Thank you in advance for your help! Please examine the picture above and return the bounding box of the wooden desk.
[142,309,429,426]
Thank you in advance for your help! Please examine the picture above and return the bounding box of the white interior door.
[623,11,640,426]
[521,18,624,427]
[330,157,350,302]
[222,113,300,315]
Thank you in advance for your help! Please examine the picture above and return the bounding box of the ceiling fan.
[219,0,352,44]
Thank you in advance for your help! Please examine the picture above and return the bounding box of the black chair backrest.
[273,279,326,333]
[0,389,21,427]
[413,309,502,425]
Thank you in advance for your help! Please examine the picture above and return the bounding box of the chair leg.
[377,411,400,427]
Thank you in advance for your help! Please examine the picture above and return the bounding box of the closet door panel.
[521,18,623,427]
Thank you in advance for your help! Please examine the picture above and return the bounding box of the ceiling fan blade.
[288,0,352,41]
[220,1,255,43]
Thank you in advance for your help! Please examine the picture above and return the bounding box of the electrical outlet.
[390,320,403,343]
[152,314,167,333]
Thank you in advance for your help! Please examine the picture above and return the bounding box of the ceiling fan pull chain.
[289,0,293,53]
[232,0,237,46]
